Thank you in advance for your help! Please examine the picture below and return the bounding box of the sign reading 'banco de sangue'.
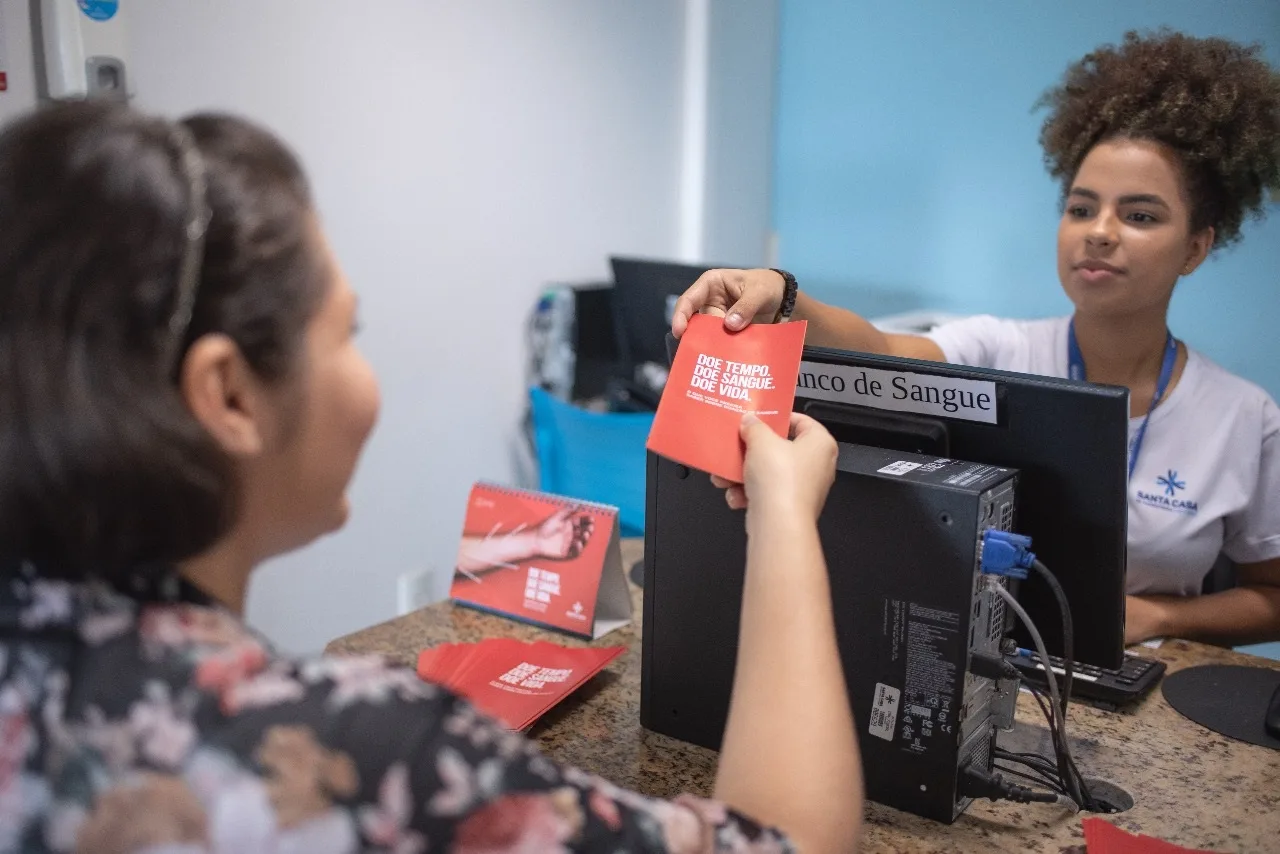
[795,361,999,425]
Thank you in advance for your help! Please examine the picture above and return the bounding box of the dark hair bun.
[1038,28,1280,248]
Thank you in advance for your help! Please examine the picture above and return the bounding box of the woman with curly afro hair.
[672,29,1280,646]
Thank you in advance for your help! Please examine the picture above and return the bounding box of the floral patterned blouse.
[0,562,791,854]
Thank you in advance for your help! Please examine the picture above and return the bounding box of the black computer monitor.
[643,342,1130,695]
[609,256,715,371]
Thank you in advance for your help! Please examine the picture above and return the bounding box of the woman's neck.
[1072,309,1172,388]
[179,534,256,615]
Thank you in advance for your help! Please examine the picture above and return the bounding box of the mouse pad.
[1161,664,1280,750]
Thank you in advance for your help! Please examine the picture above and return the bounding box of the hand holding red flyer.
[646,313,808,482]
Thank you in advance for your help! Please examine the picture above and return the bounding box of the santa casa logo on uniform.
[1136,469,1198,515]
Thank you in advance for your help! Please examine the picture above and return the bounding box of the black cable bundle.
[990,559,1114,813]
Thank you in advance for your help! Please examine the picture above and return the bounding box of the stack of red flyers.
[416,638,625,731]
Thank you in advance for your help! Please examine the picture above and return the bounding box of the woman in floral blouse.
[0,102,862,853]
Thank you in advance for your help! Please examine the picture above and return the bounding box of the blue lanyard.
[1067,320,1177,481]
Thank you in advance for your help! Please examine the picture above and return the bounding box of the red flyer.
[1081,818,1218,853]
[417,639,625,730]
[646,314,808,482]
[449,483,631,639]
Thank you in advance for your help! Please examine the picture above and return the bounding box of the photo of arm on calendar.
[454,505,595,582]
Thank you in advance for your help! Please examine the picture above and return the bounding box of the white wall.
[676,0,779,267]
[703,0,778,266]
[123,0,687,653]
[0,0,37,124]
[0,0,777,653]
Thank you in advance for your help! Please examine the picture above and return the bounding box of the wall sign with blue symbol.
[78,0,119,22]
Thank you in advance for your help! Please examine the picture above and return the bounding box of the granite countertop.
[327,539,1280,853]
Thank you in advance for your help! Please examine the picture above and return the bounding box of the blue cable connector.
[981,529,1036,579]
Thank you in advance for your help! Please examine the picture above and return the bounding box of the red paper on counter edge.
[506,644,625,730]
[463,641,625,731]
[1082,817,1222,854]
[416,640,626,731]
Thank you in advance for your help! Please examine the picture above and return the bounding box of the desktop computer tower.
[641,443,1019,823]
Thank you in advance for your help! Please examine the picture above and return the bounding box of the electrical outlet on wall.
[397,567,448,615]
[765,231,781,269]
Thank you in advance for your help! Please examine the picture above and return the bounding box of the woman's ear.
[1182,226,1215,276]
[179,334,267,457]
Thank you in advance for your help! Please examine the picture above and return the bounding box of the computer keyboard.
[1007,649,1167,708]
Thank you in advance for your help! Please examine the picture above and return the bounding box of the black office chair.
[1192,553,1246,651]
[1202,553,1237,595]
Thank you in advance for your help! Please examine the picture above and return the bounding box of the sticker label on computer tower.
[943,464,1004,488]
[868,682,901,741]
[877,460,923,476]
[901,603,960,753]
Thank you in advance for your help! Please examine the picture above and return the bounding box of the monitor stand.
[629,559,645,588]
